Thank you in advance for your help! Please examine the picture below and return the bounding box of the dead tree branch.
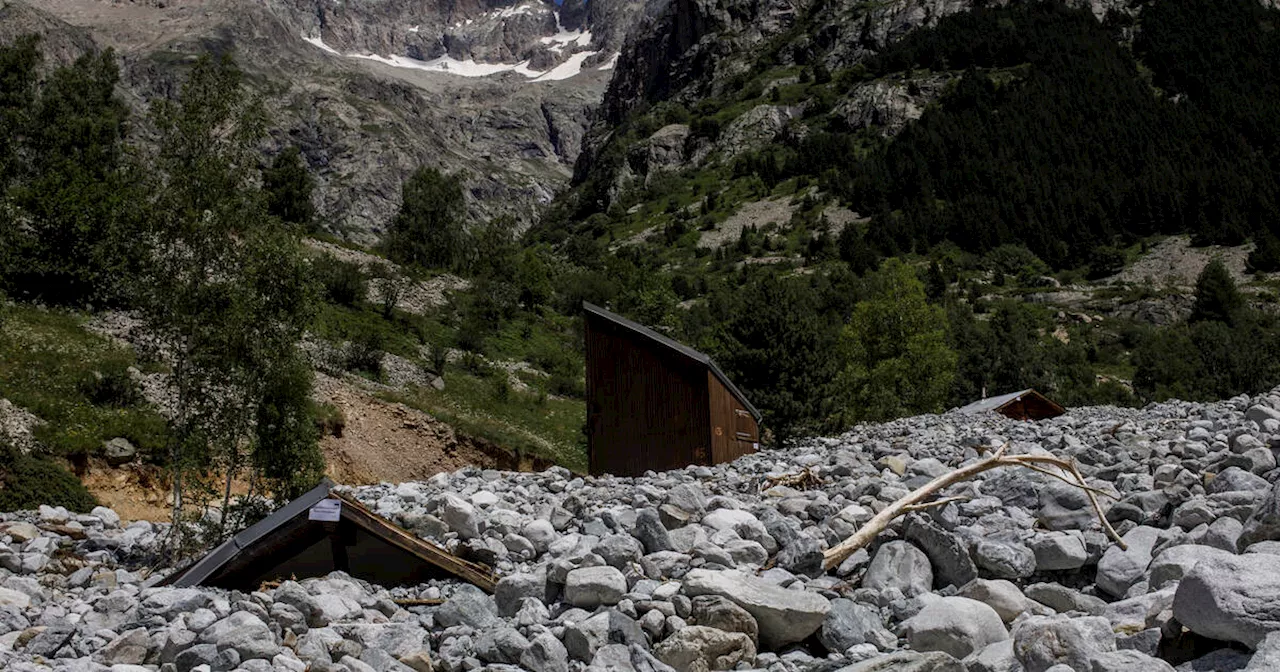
[823,447,1126,570]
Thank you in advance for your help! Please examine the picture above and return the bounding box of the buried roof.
[956,388,1066,421]
[163,479,496,592]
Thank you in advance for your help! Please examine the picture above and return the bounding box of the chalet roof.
[583,302,762,421]
[956,388,1065,417]
[163,479,496,592]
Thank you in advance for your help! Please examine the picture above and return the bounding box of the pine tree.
[263,146,316,230]
[385,166,467,270]
[715,275,842,445]
[1190,258,1243,325]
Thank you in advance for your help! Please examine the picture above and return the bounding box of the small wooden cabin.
[583,302,762,477]
[957,388,1065,421]
[163,479,496,592]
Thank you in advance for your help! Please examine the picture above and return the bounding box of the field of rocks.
[3,387,1280,672]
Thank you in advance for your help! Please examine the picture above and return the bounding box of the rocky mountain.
[1,0,642,243]
[4,387,1280,670]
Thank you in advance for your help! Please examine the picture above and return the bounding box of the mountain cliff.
[2,0,641,242]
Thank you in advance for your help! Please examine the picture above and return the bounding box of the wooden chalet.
[583,302,762,477]
[163,479,496,592]
[957,388,1065,421]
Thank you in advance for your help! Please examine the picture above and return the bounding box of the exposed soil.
[80,461,172,523]
[312,373,551,486]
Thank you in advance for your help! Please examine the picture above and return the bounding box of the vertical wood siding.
[708,372,759,464]
[586,314,711,476]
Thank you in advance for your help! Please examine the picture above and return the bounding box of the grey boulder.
[903,596,1009,659]
[1173,552,1280,648]
[682,568,830,650]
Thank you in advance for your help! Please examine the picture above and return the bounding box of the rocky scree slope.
[2,0,640,244]
[4,389,1280,670]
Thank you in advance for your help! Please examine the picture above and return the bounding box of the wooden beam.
[329,491,497,593]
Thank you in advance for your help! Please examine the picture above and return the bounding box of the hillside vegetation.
[3,0,1280,528]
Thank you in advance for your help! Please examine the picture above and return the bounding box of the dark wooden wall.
[708,372,759,464]
[586,314,711,477]
[999,394,1065,421]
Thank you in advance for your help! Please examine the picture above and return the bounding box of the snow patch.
[598,52,619,71]
[302,33,340,55]
[409,25,420,33]
[530,50,598,81]
[351,52,528,77]
[539,28,592,54]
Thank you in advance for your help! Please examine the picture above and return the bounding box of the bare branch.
[822,449,1127,570]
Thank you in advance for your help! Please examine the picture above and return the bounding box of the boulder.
[1012,616,1116,672]
[520,632,570,672]
[903,596,1009,659]
[1096,526,1161,598]
[689,595,758,645]
[682,568,830,649]
[819,598,895,653]
[565,566,628,608]
[835,650,965,671]
[199,611,278,660]
[1088,650,1176,671]
[653,625,755,672]
[1148,544,1234,589]
[957,579,1030,624]
[1173,552,1280,648]
[1029,531,1089,571]
[1239,481,1280,551]
[973,540,1036,580]
[904,514,978,589]
[864,541,933,597]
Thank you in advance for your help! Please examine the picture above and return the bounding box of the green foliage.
[1248,233,1280,273]
[833,1,1278,266]
[0,442,97,513]
[312,401,346,438]
[263,146,316,230]
[141,54,319,540]
[77,358,141,408]
[385,167,468,270]
[3,44,145,306]
[714,274,842,445]
[252,354,325,501]
[0,34,39,185]
[1190,258,1243,325]
[1087,246,1126,279]
[345,328,385,377]
[839,259,956,423]
[313,256,367,307]
[0,305,167,458]
[1134,314,1280,402]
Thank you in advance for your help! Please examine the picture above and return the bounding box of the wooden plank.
[330,491,497,593]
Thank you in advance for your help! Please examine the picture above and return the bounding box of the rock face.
[1173,553,1280,648]
[5,0,643,244]
[682,569,831,649]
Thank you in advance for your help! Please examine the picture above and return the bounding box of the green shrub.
[345,329,384,377]
[314,257,367,307]
[77,358,140,408]
[312,401,346,438]
[0,443,98,513]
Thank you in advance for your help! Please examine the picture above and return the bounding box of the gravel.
[0,387,1278,670]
